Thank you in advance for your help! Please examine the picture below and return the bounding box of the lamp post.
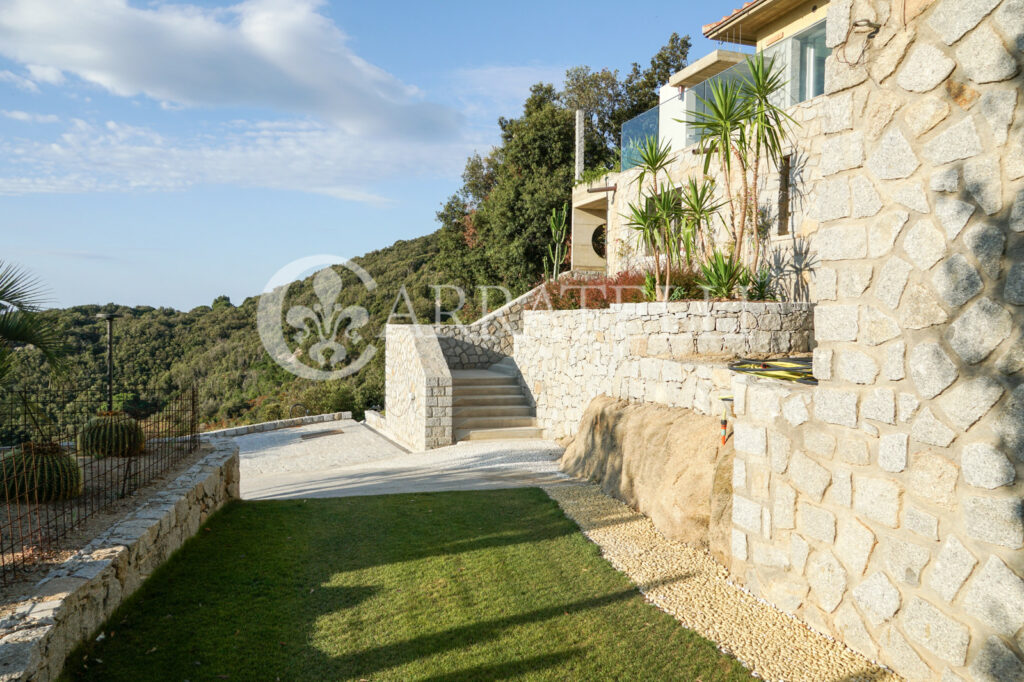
[95,313,119,411]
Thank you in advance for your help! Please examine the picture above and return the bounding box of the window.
[778,154,792,235]
[795,21,829,101]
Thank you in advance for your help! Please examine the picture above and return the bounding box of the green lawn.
[63,489,752,681]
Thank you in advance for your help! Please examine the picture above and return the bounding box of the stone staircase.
[452,362,543,441]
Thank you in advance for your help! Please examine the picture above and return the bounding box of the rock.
[731,528,747,560]
[923,116,983,165]
[898,283,947,329]
[995,385,1024,454]
[896,42,956,92]
[1005,263,1024,304]
[789,450,831,501]
[878,433,907,471]
[853,475,901,527]
[834,602,878,659]
[927,0,1001,44]
[797,502,836,543]
[782,395,809,426]
[928,535,977,602]
[826,0,852,47]
[863,90,901,139]
[994,0,1024,51]
[814,268,837,300]
[773,483,796,529]
[884,342,905,380]
[938,377,1004,431]
[932,254,983,307]
[957,24,1019,83]
[908,343,958,399]
[885,537,931,585]
[1011,191,1024,232]
[825,54,868,94]
[814,304,858,341]
[838,438,869,465]
[868,210,910,257]
[870,28,914,83]
[851,174,884,216]
[879,626,933,680]
[903,219,946,269]
[963,555,1024,634]
[964,155,1002,214]
[902,597,970,665]
[852,571,901,625]
[822,90,853,133]
[964,496,1024,548]
[866,128,920,179]
[962,442,1015,489]
[813,387,858,428]
[813,348,833,381]
[560,396,736,559]
[911,408,956,447]
[904,96,951,136]
[837,350,878,384]
[874,257,911,309]
[835,517,875,577]
[815,225,866,259]
[891,182,929,213]
[964,222,1005,278]
[968,636,1024,682]
[803,429,835,458]
[934,197,976,238]
[997,336,1024,375]
[821,131,864,176]
[946,297,1012,364]
[904,505,938,540]
[978,89,1017,145]
[768,430,791,473]
[837,264,873,298]
[862,388,895,425]
[930,167,959,192]
[806,549,846,613]
[734,421,766,456]
[791,534,810,574]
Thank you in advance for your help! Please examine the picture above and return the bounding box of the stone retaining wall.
[0,439,239,682]
[725,0,1024,678]
[431,286,540,369]
[384,325,452,451]
[202,411,352,438]
[513,301,814,439]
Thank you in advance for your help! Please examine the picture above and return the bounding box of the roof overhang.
[668,50,750,88]
[703,0,819,45]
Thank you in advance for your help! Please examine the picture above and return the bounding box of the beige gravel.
[543,481,902,682]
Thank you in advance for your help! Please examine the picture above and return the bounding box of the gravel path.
[543,482,901,682]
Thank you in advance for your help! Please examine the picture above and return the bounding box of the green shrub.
[1,442,83,502]
[697,251,746,299]
[78,412,145,458]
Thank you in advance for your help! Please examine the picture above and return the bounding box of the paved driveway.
[237,421,567,500]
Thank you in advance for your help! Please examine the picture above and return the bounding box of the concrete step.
[455,426,545,441]
[453,394,526,407]
[453,416,537,430]
[451,384,524,397]
[451,370,520,387]
[453,405,533,418]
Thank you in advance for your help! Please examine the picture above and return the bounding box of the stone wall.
[728,1,1024,679]
[513,301,813,439]
[431,286,539,369]
[384,325,452,451]
[0,439,239,682]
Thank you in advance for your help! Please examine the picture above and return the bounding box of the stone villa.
[381,0,1024,679]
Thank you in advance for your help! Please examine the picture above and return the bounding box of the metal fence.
[0,384,198,586]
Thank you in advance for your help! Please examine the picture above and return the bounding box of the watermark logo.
[257,255,377,380]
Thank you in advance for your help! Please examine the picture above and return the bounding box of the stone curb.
[200,412,352,439]
[0,439,240,682]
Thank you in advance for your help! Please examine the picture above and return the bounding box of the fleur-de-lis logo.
[257,255,377,381]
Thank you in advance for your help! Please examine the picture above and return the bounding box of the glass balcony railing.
[620,104,661,171]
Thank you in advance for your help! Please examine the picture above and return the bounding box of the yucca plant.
[680,177,724,262]
[78,412,145,459]
[741,266,778,301]
[1,441,82,503]
[697,250,746,299]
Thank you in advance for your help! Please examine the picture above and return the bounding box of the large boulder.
[561,395,734,564]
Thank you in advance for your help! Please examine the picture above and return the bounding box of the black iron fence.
[0,384,198,586]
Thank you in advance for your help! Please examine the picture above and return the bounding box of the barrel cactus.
[78,412,145,458]
[1,442,83,503]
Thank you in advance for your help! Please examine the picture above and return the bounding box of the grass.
[62,489,753,681]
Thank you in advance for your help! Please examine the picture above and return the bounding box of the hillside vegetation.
[7,36,691,429]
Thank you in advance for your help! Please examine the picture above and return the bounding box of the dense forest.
[6,35,691,429]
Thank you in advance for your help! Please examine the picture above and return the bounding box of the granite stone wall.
[431,287,539,369]
[0,440,239,682]
[384,325,453,451]
[728,1,1024,679]
[513,301,814,439]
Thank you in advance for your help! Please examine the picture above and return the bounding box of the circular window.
[591,224,607,259]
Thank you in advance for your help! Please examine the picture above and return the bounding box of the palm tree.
[0,261,66,385]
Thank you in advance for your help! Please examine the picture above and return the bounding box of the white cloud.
[0,116,482,201]
[450,65,566,123]
[2,109,59,123]
[0,0,460,138]
[0,69,38,92]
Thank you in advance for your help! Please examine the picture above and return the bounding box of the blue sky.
[0,0,739,310]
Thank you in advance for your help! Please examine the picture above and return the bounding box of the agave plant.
[741,266,778,301]
[697,250,746,299]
